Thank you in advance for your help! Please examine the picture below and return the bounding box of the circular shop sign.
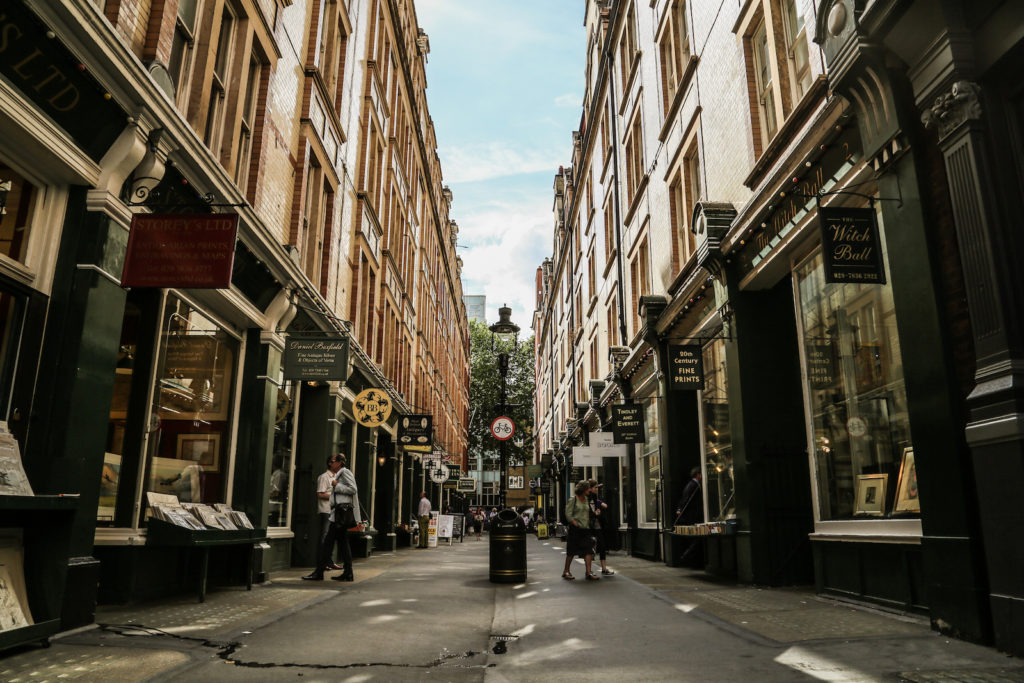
[353,388,393,427]
[846,416,868,438]
[490,416,515,441]
[429,463,450,484]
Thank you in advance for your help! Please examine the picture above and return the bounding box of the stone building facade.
[534,0,1023,654]
[0,0,467,639]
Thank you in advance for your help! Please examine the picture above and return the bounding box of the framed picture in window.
[893,447,920,514]
[854,473,887,516]
[176,433,220,472]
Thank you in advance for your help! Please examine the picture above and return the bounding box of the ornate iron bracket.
[126,176,247,208]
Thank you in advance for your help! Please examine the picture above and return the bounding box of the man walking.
[303,454,343,580]
[417,491,431,548]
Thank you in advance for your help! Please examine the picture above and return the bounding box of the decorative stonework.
[922,81,982,140]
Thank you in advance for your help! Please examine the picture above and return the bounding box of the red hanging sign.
[121,213,238,289]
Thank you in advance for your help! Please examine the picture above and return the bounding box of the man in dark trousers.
[303,454,343,580]
[674,467,704,567]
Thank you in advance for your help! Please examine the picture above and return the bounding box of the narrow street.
[1,537,1017,682]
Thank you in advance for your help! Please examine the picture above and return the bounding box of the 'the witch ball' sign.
[819,206,886,285]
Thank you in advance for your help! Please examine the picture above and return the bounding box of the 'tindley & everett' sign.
[611,404,645,444]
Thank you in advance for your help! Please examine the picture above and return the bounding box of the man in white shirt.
[303,454,343,580]
[417,491,431,548]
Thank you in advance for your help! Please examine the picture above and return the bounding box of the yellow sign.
[353,388,393,427]
[403,444,432,452]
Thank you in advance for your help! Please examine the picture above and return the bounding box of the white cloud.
[554,93,582,108]
[439,143,563,184]
[457,199,553,329]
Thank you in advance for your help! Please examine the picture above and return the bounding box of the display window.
[698,336,735,521]
[794,208,916,521]
[0,163,37,265]
[0,288,26,419]
[636,395,661,526]
[268,379,299,527]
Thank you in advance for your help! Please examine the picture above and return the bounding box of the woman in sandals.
[562,480,599,581]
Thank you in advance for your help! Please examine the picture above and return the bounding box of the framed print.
[176,433,221,472]
[893,447,920,514]
[854,473,888,516]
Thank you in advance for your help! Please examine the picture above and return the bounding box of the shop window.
[795,221,914,521]
[636,396,659,525]
[0,165,37,265]
[142,294,239,523]
[699,337,735,521]
[268,380,299,527]
[658,0,690,115]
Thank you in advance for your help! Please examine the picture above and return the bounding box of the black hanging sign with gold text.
[668,344,704,391]
[819,206,886,285]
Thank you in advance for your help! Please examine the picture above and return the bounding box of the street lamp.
[489,304,519,509]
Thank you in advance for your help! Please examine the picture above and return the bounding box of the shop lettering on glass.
[611,404,645,444]
[282,335,349,381]
[121,214,239,289]
[818,207,886,285]
[668,344,704,391]
[806,344,836,389]
[0,3,125,160]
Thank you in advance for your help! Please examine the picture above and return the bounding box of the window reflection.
[700,337,734,521]
[638,396,661,524]
[268,381,298,527]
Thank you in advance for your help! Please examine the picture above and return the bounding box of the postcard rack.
[145,520,265,602]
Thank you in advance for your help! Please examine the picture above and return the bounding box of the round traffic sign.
[490,416,515,441]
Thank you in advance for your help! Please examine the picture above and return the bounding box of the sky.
[413,0,587,336]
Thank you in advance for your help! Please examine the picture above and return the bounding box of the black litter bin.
[489,509,526,583]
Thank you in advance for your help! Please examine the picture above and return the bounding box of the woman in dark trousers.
[563,480,599,580]
[587,479,614,576]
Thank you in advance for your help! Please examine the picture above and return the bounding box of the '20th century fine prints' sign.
[818,206,886,285]
[282,335,350,381]
[668,344,704,391]
[611,404,645,444]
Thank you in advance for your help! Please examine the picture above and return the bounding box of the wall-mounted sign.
[490,416,514,441]
[398,414,433,447]
[611,404,645,444]
[806,344,836,389]
[282,335,349,381]
[457,478,477,493]
[122,214,239,288]
[819,206,886,285]
[0,1,127,161]
[668,344,704,391]
[508,475,524,490]
[353,388,393,427]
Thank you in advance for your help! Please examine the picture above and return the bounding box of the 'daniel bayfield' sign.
[819,206,886,285]
[282,335,349,381]
[121,214,239,288]
[668,344,704,391]
[611,404,645,444]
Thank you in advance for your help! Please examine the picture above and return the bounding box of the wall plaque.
[819,206,886,284]
[282,335,349,381]
[611,404,645,444]
[121,214,239,288]
[668,344,704,391]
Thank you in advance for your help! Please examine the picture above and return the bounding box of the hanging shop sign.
[353,388,393,427]
[589,431,628,457]
[282,335,349,381]
[668,344,704,391]
[428,462,450,484]
[526,464,543,479]
[611,404,645,444]
[818,206,886,285]
[508,475,525,490]
[398,414,433,446]
[572,446,603,467]
[0,1,127,161]
[490,416,515,441]
[121,214,239,288]
[457,478,477,493]
[806,344,836,389]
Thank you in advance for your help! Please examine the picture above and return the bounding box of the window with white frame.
[782,0,812,102]
[657,0,689,114]
[751,20,778,149]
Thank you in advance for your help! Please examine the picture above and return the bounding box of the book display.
[145,493,253,531]
[0,423,33,497]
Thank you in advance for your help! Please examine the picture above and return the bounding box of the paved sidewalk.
[0,535,1018,682]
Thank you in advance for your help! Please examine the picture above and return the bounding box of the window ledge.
[618,52,643,113]
[810,518,922,544]
[623,175,650,226]
[266,527,295,539]
[657,55,699,142]
[94,527,147,546]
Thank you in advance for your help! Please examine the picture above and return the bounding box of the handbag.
[333,504,356,530]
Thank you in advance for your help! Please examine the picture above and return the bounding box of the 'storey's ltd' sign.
[282,335,350,381]
[819,206,886,284]
[611,404,645,444]
[668,344,704,390]
[121,214,239,288]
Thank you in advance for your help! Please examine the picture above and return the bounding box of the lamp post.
[489,305,519,510]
